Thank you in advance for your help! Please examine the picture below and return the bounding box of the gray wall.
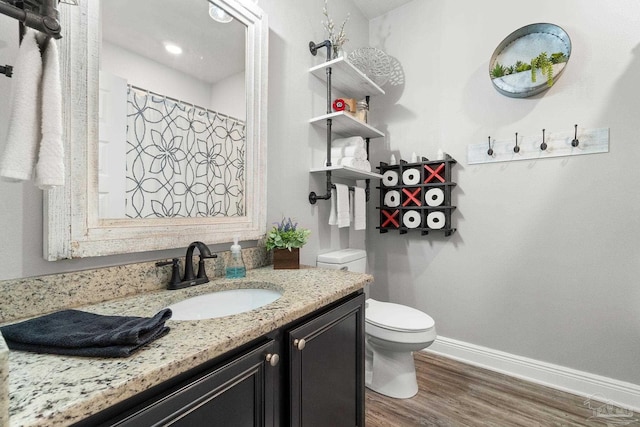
[1,0,637,389]
[367,0,640,385]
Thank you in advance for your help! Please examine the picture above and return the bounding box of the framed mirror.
[44,0,268,260]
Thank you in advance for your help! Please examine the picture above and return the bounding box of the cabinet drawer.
[105,340,277,427]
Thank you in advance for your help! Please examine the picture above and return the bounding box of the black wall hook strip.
[0,64,13,78]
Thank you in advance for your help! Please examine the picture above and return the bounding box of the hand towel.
[0,29,42,182]
[335,183,350,228]
[35,37,64,189]
[332,136,365,149]
[353,187,366,230]
[328,188,337,225]
[0,309,172,358]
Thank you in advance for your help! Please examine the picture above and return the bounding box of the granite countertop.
[6,266,373,427]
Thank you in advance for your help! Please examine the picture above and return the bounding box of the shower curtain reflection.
[125,86,245,218]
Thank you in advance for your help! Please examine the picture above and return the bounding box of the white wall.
[0,1,370,280]
[101,42,213,109]
[209,71,246,121]
[368,0,640,386]
[260,0,371,265]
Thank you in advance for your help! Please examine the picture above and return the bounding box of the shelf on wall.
[309,57,385,98]
[310,112,385,139]
[310,165,383,180]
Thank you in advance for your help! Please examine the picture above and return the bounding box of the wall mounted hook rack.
[467,126,609,165]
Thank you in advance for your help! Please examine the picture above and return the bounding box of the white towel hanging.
[353,187,366,230]
[335,183,350,228]
[35,37,64,189]
[0,29,43,182]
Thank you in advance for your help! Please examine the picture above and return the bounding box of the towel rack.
[0,0,64,39]
[0,64,13,78]
[307,39,385,205]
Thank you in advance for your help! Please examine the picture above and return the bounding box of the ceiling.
[100,0,413,86]
[353,0,413,20]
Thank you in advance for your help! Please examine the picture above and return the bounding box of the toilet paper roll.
[382,170,399,187]
[403,210,422,229]
[402,168,420,185]
[425,188,445,207]
[426,211,446,229]
[383,190,401,207]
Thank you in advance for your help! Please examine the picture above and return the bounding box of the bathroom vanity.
[4,266,372,426]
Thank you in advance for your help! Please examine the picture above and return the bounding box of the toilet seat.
[365,299,436,345]
[366,299,435,332]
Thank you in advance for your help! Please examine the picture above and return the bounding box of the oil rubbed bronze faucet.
[156,241,218,290]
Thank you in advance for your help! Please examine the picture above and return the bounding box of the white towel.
[328,188,337,225]
[353,187,366,230]
[0,30,43,182]
[340,157,371,172]
[335,183,350,228]
[332,136,365,149]
[35,37,64,189]
[331,145,367,160]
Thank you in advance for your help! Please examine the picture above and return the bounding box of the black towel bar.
[0,64,13,78]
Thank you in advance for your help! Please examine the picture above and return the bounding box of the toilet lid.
[365,299,435,333]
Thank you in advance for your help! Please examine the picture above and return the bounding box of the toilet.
[316,249,436,399]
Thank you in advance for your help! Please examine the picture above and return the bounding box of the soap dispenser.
[226,236,246,278]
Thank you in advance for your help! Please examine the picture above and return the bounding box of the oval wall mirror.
[489,23,571,98]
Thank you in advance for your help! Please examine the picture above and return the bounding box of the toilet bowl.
[316,249,437,399]
[365,299,436,398]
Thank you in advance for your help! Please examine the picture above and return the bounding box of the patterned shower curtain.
[125,87,245,218]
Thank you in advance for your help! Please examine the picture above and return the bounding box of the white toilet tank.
[316,249,366,273]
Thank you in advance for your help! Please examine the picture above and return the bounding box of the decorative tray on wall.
[377,155,457,236]
[489,23,572,98]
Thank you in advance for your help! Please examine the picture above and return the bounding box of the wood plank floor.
[365,351,639,427]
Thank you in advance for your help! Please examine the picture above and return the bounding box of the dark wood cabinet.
[98,339,277,427]
[77,291,364,427]
[287,293,365,427]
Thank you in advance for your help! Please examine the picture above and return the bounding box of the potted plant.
[266,218,311,269]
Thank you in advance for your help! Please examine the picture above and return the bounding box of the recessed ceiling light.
[208,3,233,23]
[164,43,183,55]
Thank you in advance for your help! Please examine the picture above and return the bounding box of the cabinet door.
[108,340,278,427]
[287,293,365,427]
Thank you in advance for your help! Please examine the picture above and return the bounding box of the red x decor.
[381,210,400,228]
[424,163,445,183]
[402,187,421,206]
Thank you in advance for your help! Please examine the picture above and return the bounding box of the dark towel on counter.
[0,308,172,358]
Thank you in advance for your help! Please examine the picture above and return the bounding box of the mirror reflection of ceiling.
[353,0,413,19]
[101,0,245,85]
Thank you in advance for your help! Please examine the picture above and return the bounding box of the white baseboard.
[425,336,640,412]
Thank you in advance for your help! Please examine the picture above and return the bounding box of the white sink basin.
[167,288,282,320]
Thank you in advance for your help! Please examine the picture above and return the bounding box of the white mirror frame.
[44,0,268,260]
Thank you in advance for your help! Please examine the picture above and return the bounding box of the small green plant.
[490,62,507,78]
[515,60,532,73]
[490,51,567,87]
[531,52,554,87]
[266,218,311,251]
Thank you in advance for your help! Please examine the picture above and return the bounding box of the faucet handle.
[156,258,182,289]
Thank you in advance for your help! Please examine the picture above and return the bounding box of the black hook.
[513,132,520,153]
[487,136,493,156]
[571,124,579,147]
[540,129,547,151]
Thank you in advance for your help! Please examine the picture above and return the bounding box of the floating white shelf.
[310,165,383,180]
[310,112,384,139]
[309,57,385,98]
